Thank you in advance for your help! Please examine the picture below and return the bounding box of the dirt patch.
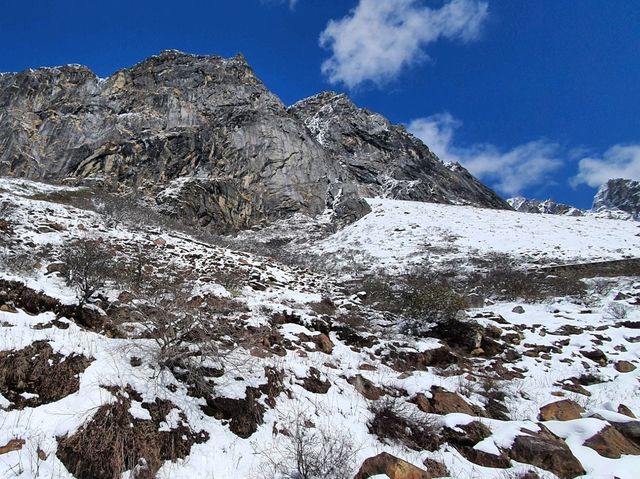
[0,341,93,409]
[202,387,266,438]
[57,386,208,479]
[0,279,121,336]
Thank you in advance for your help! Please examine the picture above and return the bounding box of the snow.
[314,198,640,274]
[1,178,639,478]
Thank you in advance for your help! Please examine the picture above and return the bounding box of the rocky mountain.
[0,50,509,231]
[593,178,640,219]
[289,92,510,209]
[507,197,584,216]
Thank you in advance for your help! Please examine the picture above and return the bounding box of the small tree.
[138,273,236,397]
[60,239,113,307]
[258,412,358,479]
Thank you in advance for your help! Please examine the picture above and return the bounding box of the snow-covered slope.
[1,179,640,479]
[315,198,640,274]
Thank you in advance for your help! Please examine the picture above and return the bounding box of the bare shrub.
[467,253,585,302]
[60,238,114,307]
[258,412,358,479]
[401,285,468,335]
[368,398,441,451]
[605,302,629,320]
[137,273,241,397]
[56,386,208,479]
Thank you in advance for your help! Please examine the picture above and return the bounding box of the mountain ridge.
[0,50,509,231]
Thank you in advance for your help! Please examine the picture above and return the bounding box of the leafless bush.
[258,412,358,479]
[605,302,629,320]
[138,273,239,397]
[368,397,441,451]
[59,238,114,306]
[466,253,585,302]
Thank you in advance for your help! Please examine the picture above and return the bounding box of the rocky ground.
[1,178,639,479]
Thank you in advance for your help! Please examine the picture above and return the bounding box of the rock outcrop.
[592,178,640,219]
[0,51,509,231]
[289,91,511,209]
[507,197,583,216]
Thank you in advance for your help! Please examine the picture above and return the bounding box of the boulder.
[615,360,636,373]
[354,452,430,479]
[584,425,640,458]
[538,399,584,421]
[508,427,585,479]
[414,386,476,416]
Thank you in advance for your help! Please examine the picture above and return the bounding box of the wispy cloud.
[260,0,298,10]
[407,113,563,196]
[572,145,640,187]
[319,0,488,89]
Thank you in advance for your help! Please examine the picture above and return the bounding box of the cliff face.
[289,92,511,209]
[592,179,640,219]
[0,51,509,230]
[507,197,584,216]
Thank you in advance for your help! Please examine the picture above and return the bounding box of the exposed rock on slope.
[508,197,583,216]
[593,178,640,219]
[289,91,511,209]
[0,51,508,230]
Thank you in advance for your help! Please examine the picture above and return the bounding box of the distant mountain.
[507,197,583,216]
[0,51,509,231]
[592,178,640,220]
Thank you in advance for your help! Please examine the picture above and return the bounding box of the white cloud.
[319,0,488,89]
[407,114,563,195]
[572,145,640,187]
[260,0,298,10]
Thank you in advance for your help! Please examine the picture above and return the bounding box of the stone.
[508,427,585,479]
[354,452,430,479]
[538,399,584,421]
[300,367,330,394]
[615,360,636,373]
[415,387,475,416]
[584,425,640,458]
[512,305,525,314]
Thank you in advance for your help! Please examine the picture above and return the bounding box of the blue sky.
[1,0,639,208]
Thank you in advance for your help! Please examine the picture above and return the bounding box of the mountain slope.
[1,51,508,232]
[289,91,511,209]
[1,178,639,479]
[593,179,640,219]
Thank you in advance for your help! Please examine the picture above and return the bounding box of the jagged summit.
[593,178,640,219]
[507,197,583,216]
[0,51,509,231]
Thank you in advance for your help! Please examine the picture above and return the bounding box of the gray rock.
[0,52,510,231]
[507,197,584,216]
[592,179,640,220]
[289,91,511,209]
